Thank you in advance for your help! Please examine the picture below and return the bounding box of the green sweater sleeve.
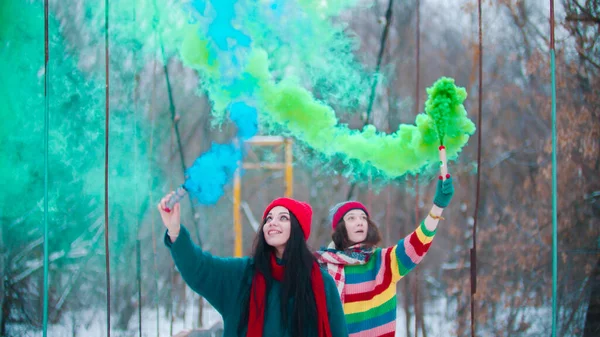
[321,269,349,337]
[164,224,251,316]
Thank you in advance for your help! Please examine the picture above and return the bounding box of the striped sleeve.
[388,220,436,283]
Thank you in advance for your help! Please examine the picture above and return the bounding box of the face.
[263,206,292,251]
[343,209,368,244]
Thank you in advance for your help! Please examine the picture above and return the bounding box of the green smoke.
[0,0,155,284]
[181,27,476,178]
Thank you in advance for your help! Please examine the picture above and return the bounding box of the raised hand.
[158,191,181,237]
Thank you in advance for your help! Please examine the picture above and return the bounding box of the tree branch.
[575,45,600,71]
[565,14,600,24]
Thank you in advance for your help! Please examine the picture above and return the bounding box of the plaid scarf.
[315,242,375,302]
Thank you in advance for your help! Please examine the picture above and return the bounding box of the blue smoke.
[183,143,242,205]
[181,0,260,205]
[229,101,258,140]
[208,0,251,50]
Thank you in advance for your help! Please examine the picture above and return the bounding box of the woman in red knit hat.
[158,194,348,337]
[315,175,454,337]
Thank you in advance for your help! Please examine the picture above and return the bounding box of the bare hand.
[158,192,181,235]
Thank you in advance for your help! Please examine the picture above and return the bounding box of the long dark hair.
[332,217,382,250]
[238,212,318,336]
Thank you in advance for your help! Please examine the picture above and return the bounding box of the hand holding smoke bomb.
[157,191,182,241]
[164,185,188,213]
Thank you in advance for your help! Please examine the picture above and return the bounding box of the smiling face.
[343,209,369,245]
[262,206,292,254]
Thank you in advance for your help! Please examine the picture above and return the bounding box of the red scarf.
[247,254,332,337]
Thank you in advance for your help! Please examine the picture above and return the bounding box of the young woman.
[315,176,454,337]
[158,194,348,337]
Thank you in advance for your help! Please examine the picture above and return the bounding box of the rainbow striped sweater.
[334,221,436,337]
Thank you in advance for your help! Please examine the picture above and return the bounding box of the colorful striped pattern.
[339,221,436,337]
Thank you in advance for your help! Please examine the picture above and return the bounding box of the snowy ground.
[7,297,456,337]
[8,297,559,337]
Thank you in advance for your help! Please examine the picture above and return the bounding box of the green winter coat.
[165,225,349,337]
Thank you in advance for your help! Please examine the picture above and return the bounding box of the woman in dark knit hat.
[315,176,454,337]
[158,194,348,337]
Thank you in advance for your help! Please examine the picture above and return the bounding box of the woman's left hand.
[433,177,454,208]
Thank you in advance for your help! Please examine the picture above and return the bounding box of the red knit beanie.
[330,201,369,230]
[263,198,313,240]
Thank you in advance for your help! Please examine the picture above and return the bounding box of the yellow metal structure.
[233,167,242,257]
[233,136,294,257]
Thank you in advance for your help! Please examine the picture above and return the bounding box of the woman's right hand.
[158,192,181,236]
